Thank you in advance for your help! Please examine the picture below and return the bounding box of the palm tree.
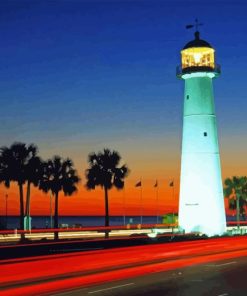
[224,176,247,230]
[39,156,80,240]
[85,149,129,238]
[24,145,42,230]
[0,142,38,231]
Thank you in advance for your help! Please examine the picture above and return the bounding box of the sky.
[0,0,247,217]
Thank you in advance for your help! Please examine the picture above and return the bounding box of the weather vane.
[186,18,203,31]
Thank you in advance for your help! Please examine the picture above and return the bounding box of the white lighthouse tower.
[177,27,226,236]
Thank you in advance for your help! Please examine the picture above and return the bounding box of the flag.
[154,180,158,188]
[135,181,142,187]
[169,181,174,187]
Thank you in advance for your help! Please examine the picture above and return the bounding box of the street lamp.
[50,191,53,228]
[5,194,8,229]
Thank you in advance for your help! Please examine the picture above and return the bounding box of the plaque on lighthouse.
[177,23,226,236]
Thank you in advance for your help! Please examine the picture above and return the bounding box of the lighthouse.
[177,26,226,236]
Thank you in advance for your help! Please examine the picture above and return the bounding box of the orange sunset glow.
[0,143,243,217]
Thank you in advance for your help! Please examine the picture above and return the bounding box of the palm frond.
[85,148,129,191]
[224,176,247,215]
[40,156,79,197]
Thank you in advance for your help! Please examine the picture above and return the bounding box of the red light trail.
[1,236,247,295]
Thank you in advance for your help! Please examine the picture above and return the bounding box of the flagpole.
[156,181,159,224]
[172,179,175,233]
[140,178,142,225]
[135,179,142,226]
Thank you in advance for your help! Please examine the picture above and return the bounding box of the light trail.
[1,236,247,295]
[0,222,245,243]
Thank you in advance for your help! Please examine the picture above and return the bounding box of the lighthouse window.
[186,95,189,100]
[204,132,207,137]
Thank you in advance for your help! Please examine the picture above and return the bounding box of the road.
[55,257,247,296]
[1,236,247,295]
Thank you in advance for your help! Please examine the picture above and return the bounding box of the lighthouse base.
[179,153,226,237]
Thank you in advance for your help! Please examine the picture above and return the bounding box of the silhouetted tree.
[24,145,42,230]
[39,156,80,239]
[85,149,129,238]
[0,142,38,231]
[224,176,247,230]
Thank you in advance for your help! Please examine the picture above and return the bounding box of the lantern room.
[182,46,214,69]
[177,31,220,77]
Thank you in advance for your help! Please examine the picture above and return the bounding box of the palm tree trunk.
[18,183,25,241]
[24,181,31,231]
[18,183,25,230]
[104,186,109,239]
[25,181,31,217]
[236,194,240,232]
[54,192,59,240]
